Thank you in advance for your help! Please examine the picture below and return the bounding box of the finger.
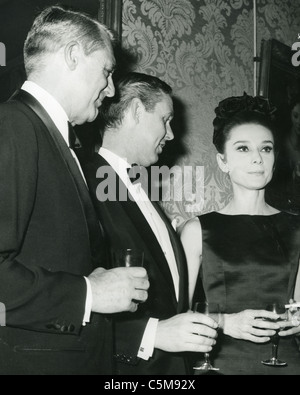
[195,335,217,347]
[133,278,150,291]
[253,318,280,330]
[277,319,293,329]
[128,301,139,313]
[187,343,214,353]
[192,323,218,339]
[251,327,277,337]
[178,342,214,353]
[279,327,300,337]
[127,267,148,277]
[255,310,280,320]
[186,334,216,353]
[192,312,219,328]
[243,333,271,343]
[132,289,148,302]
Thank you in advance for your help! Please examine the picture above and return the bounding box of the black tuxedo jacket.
[0,90,112,375]
[82,153,191,375]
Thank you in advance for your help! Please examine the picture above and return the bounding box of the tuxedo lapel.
[121,196,177,300]
[151,201,188,312]
[92,154,178,304]
[11,90,85,188]
[12,90,106,268]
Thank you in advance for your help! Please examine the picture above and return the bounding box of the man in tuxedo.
[0,6,149,375]
[82,72,218,375]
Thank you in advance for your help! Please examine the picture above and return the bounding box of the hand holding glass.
[193,301,220,371]
[113,248,144,267]
[261,303,288,367]
[113,248,145,303]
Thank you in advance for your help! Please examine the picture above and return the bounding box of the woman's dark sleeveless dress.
[194,211,300,375]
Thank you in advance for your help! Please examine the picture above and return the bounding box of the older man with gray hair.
[0,6,149,375]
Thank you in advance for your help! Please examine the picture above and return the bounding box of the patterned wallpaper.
[120,0,300,227]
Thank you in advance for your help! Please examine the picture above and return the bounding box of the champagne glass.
[113,248,144,267]
[261,302,288,367]
[193,301,220,371]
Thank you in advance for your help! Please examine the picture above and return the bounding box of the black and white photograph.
[0,0,300,379]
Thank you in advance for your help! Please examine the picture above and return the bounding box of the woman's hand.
[222,309,280,343]
[279,299,300,337]
[278,323,300,337]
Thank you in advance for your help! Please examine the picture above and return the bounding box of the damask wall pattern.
[121,0,300,227]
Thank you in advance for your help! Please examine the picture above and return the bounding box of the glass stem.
[204,353,210,363]
[271,343,278,360]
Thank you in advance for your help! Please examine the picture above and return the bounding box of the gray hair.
[99,71,172,130]
[24,5,114,76]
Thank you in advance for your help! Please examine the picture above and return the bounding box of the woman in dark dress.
[181,93,300,375]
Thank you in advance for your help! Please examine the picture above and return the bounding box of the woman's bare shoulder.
[180,217,201,240]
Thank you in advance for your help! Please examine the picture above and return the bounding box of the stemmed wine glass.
[261,302,288,367]
[193,301,220,371]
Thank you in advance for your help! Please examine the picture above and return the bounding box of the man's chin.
[86,111,99,123]
[139,157,157,167]
[149,155,159,166]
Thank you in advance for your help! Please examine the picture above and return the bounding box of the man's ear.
[130,98,144,124]
[216,153,229,173]
[64,41,80,71]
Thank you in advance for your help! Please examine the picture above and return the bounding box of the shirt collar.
[21,81,69,145]
[98,147,133,186]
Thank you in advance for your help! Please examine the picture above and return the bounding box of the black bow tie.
[68,122,82,150]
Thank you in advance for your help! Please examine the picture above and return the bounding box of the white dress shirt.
[21,81,92,325]
[99,147,179,360]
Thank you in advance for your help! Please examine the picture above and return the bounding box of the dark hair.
[99,71,172,130]
[213,93,277,153]
[24,5,114,76]
[289,94,300,112]
[289,94,300,130]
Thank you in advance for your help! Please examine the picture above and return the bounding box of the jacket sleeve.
[0,104,86,335]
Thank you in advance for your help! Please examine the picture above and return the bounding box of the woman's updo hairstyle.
[213,92,277,153]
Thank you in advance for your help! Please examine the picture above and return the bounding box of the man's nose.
[105,75,115,97]
[165,124,174,141]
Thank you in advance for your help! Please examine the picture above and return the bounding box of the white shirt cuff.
[137,318,159,360]
[82,276,93,326]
